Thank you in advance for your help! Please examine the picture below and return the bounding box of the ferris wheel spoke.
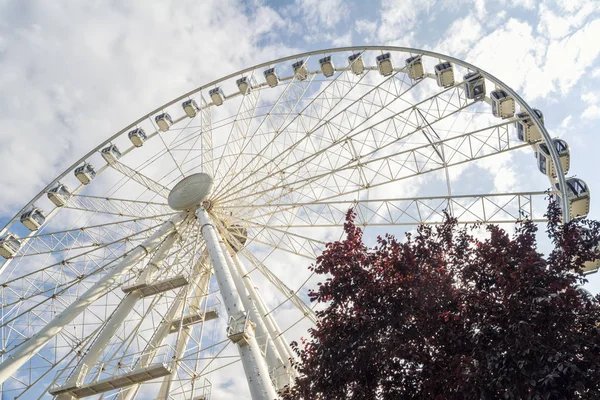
[213,68,419,203]
[232,241,316,324]
[65,194,174,219]
[221,118,523,208]
[232,191,549,229]
[213,71,318,196]
[212,69,365,199]
[107,160,172,199]
[214,78,465,206]
[176,97,214,176]
[10,217,168,259]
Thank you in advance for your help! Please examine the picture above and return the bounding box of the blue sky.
[0,0,599,397]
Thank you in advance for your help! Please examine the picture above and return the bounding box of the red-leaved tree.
[283,202,600,400]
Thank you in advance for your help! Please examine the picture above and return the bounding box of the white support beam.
[196,207,277,400]
[0,213,186,386]
[232,253,297,380]
[220,241,288,390]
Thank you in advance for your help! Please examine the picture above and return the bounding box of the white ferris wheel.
[0,46,592,400]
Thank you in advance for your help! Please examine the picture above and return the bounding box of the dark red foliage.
[282,202,600,400]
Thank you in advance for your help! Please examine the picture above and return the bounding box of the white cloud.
[537,1,600,39]
[581,91,600,119]
[542,18,600,97]
[355,19,377,37]
[376,0,435,42]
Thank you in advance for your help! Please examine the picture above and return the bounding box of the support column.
[55,232,180,398]
[0,213,185,386]
[232,253,297,380]
[220,241,287,389]
[196,207,277,400]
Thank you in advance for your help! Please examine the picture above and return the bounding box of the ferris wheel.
[0,46,592,400]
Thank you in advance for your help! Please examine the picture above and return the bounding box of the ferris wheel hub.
[168,173,214,211]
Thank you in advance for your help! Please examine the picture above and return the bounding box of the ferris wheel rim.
[0,45,569,239]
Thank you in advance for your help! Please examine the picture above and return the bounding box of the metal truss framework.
[0,47,570,399]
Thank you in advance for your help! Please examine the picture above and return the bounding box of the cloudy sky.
[0,0,599,397]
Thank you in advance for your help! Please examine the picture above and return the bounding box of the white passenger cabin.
[155,113,173,132]
[464,72,486,100]
[434,62,454,88]
[405,55,424,80]
[516,109,544,143]
[348,53,365,75]
[376,52,393,77]
[554,178,590,220]
[182,99,200,118]
[128,128,147,147]
[47,184,71,207]
[236,77,251,95]
[535,139,570,178]
[209,87,225,106]
[20,208,46,231]
[292,60,308,81]
[576,286,598,303]
[490,89,515,119]
[319,56,335,77]
[264,68,279,87]
[74,163,96,185]
[583,248,600,274]
[101,144,122,164]
[0,233,21,259]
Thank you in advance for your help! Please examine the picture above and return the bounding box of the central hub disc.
[168,173,214,211]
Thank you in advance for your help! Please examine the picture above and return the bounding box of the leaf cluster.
[283,204,600,400]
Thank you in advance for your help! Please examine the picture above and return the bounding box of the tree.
[283,203,600,400]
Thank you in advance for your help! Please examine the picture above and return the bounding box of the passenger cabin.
[292,60,308,81]
[236,77,251,95]
[20,208,46,231]
[155,113,173,132]
[101,144,121,164]
[434,62,454,88]
[264,68,279,87]
[583,248,600,274]
[576,286,598,302]
[0,233,21,259]
[209,87,225,106]
[553,177,590,220]
[376,52,393,77]
[128,128,147,147]
[516,109,544,143]
[182,99,200,118]
[348,53,365,75]
[405,55,424,80]
[47,184,71,207]
[490,89,515,119]
[464,72,486,100]
[74,163,96,185]
[535,139,570,178]
[319,56,335,77]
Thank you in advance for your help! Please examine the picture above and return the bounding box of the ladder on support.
[122,274,189,297]
[168,309,219,333]
[49,363,172,398]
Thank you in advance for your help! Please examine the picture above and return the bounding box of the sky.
[0,0,600,398]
